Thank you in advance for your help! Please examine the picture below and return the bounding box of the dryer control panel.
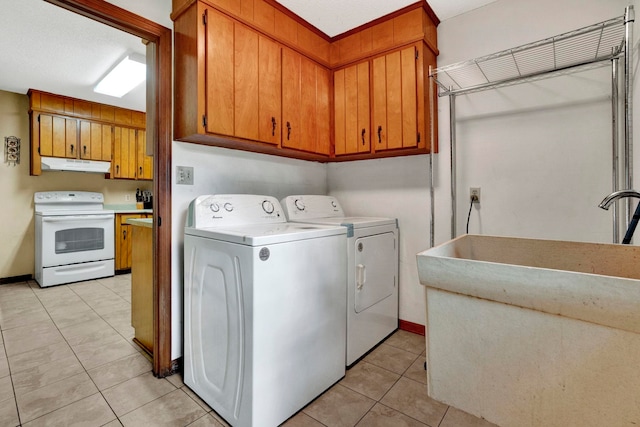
[188,194,285,228]
[281,195,344,220]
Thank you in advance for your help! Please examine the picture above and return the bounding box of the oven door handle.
[42,215,114,222]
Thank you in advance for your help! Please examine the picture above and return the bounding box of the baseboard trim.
[0,274,32,285]
[399,319,425,336]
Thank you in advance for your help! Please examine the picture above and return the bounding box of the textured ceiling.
[0,0,497,112]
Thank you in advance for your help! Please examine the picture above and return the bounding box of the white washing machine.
[281,195,398,366]
[183,194,347,427]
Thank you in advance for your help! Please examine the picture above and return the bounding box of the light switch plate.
[176,166,194,185]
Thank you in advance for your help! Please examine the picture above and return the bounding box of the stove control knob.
[294,199,305,211]
[209,203,220,213]
[331,200,337,208]
[224,203,233,212]
[45,194,52,199]
[262,200,275,214]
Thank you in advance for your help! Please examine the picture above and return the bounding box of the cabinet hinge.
[202,11,207,26]
[202,115,207,128]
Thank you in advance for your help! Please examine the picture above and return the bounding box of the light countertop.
[105,204,153,214]
[126,218,153,228]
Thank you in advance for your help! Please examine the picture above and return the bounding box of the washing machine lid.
[184,222,346,245]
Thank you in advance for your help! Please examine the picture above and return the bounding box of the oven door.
[40,213,114,267]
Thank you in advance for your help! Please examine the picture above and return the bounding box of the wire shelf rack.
[431,15,626,96]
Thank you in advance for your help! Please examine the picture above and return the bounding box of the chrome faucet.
[598,189,640,210]
[599,189,640,244]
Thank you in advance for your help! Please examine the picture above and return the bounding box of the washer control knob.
[224,203,233,212]
[331,200,337,208]
[262,200,275,214]
[209,203,220,213]
[294,199,305,211]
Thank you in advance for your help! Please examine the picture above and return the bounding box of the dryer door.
[354,232,397,313]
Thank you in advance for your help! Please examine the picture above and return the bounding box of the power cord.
[466,194,478,234]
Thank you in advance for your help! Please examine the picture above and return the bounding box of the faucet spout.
[598,189,640,210]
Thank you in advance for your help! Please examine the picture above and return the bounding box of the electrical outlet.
[470,187,481,203]
[176,166,194,185]
[125,194,131,201]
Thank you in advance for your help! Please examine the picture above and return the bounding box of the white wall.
[171,142,328,359]
[434,0,640,246]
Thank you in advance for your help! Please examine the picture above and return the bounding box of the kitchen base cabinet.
[129,219,153,356]
[115,213,151,272]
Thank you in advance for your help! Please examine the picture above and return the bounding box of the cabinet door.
[113,126,137,179]
[115,213,149,271]
[234,24,260,141]
[282,49,330,154]
[257,35,282,145]
[204,8,234,136]
[372,46,418,151]
[281,48,301,149]
[79,121,112,161]
[334,62,370,155]
[38,114,77,159]
[136,130,153,180]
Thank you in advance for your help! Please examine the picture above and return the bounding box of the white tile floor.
[0,274,496,426]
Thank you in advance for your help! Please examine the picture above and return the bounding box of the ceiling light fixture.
[94,54,146,98]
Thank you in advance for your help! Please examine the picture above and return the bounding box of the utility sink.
[416,234,640,427]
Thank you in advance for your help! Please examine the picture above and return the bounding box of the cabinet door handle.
[70,144,74,154]
[286,122,291,140]
[271,117,277,136]
[139,166,143,176]
[123,229,127,240]
[377,126,383,143]
[116,164,119,174]
[83,145,87,156]
[361,129,366,146]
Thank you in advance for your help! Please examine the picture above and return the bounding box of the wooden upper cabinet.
[203,7,282,146]
[204,8,234,137]
[372,46,418,151]
[282,48,330,154]
[28,89,148,177]
[37,114,77,159]
[334,61,370,156]
[172,1,437,161]
[258,35,282,145]
[137,130,154,180]
[79,121,112,161]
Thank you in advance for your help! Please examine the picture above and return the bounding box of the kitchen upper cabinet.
[334,61,370,155]
[137,130,153,180]
[113,127,137,179]
[37,114,77,159]
[28,89,149,177]
[79,121,112,161]
[113,127,151,180]
[372,46,419,151]
[282,49,331,155]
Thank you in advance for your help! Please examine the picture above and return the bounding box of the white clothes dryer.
[281,195,399,366]
[183,194,347,427]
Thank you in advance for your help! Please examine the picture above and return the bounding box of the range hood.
[41,157,111,173]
